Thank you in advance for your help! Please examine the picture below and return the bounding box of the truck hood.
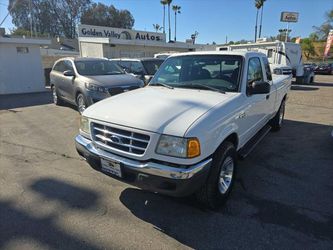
[83,86,237,136]
[81,74,142,87]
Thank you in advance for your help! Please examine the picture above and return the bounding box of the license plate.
[101,158,122,177]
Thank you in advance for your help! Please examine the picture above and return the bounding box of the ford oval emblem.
[110,135,122,144]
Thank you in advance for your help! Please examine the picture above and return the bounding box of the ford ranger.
[75,51,291,208]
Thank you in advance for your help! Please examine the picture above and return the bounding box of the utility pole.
[29,0,33,37]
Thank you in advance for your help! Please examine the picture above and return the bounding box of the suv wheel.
[52,85,62,105]
[76,93,87,114]
[196,141,237,209]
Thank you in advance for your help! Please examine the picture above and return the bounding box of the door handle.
[266,94,270,100]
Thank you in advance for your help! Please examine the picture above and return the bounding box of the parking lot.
[0,75,332,249]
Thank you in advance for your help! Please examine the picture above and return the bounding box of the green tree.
[172,5,181,41]
[153,24,162,33]
[160,0,167,34]
[9,0,91,38]
[301,38,316,60]
[10,27,48,37]
[313,9,333,40]
[258,0,266,38]
[254,0,261,42]
[309,32,319,42]
[165,0,173,41]
[81,3,134,29]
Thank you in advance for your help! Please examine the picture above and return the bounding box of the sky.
[0,0,332,44]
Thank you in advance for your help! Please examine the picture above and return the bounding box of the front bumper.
[75,135,212,197]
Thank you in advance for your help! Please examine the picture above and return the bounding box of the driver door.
[241,57,270,143]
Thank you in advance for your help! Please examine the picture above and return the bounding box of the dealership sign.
[78,24,166,42]
[280,12,299,23]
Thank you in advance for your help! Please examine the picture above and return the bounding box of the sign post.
[280,12,299,42]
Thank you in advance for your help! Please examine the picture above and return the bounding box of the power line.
[0,0,19,27]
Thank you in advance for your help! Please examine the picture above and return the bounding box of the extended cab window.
[247,57,263,85]
[262,57,272,81]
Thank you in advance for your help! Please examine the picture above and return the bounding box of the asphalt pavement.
[0,75,332,249]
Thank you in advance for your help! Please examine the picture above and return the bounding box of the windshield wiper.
[150,82,174,89]
[185,82,226,94]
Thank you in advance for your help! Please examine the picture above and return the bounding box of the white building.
[78,24,211,58]
[0,37,50,94]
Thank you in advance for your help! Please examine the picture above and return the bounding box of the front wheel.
[269,100,285,131]
[196,141,237,209]
[76,93,87,114]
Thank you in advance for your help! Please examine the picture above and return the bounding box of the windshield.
[74,60,125,76]
[150,55,243,92]
[141,60,164,75]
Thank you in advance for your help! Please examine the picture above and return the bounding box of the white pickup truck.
[75,51,291,208]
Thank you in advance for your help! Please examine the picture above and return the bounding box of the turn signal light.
[187,138,201,158]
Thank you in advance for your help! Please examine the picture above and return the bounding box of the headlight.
[273,68,283,75]
[85,82,108,93]
[80,116,90,135]
[156,135,200,158]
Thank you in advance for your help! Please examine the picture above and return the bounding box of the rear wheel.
[310,76,314,83]
[76,93,87,114]
[196,141,237,209]
[269,100,285,131]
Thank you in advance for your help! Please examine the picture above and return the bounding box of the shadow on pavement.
[291,85,319,91]
[308,82,333,87]
[0,91,53,110]
[0,177,103,249]
[30,178,100,210]
[119,119,333,249]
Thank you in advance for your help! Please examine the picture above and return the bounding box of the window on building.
[16,47,29,54]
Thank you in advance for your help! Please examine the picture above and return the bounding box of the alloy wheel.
[218,156,234,194]
[77,95,86,114]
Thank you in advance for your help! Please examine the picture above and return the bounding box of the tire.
[295,76,304,84]
[196,141,237,209]
[310,76,314,83]
[51,85,63,106]
[269,99,285,131]
[76,93,88,115]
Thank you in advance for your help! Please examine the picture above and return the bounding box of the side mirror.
[248,81,270,95]
[63,70,75,77]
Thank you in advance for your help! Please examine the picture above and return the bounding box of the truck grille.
[92,122,150,155]
[108,86,139,96]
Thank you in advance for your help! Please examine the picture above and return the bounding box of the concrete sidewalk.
[0,90,52,110]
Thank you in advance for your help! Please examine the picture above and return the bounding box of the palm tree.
[153,24,162,33]
[160,0,167,34]
[165,0,173,41]
[254,0,263,42]
[172,5,181,41]
[258,0,266,38]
